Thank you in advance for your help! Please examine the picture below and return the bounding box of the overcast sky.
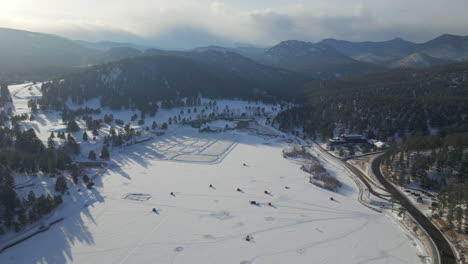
[1,0,468,49]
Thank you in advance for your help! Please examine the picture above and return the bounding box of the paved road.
[313,142,452,264]
[312,141,391,200]
[372,155,456,264]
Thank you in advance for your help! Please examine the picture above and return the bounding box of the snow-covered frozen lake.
[0,83,426,263]
[1,131,425,264]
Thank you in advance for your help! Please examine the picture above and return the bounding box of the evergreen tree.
[54,175,68,194]
[82,131,88,141]
[100,146,110,160]
[88,150,96,160]
[27,190,36,205]
[362,144,371,154]
[83,175,90,184]
[455,207,463,232]
[28,210,37,224]
[69,166,79,184]
[31,102,38,114]
[86,182,95,189]
[66,120,80,133]
[65,134,80,155]
[104,114,114,124]
[464,207,468,234]
[0,82,11,104]
[0,171,17,226]
[17,208,27,230]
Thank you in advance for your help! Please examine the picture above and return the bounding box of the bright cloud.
[0,0,467,49]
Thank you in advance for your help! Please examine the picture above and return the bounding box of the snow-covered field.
[0,83,427,263]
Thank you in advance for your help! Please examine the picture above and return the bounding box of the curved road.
[371,155,456,264]
[312,141,455,264]
[312,141,391,200]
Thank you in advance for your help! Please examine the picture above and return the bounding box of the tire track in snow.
[118,215,169,264]
[246,218,374,263]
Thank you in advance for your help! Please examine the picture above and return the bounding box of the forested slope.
[39,54,308,112]
[274,62,468,140]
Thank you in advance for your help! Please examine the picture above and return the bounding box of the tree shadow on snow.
[0,126,296,263]
[0,170,107,263]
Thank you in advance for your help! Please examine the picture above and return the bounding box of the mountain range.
[320,34,468,67]
[1,27,468,81]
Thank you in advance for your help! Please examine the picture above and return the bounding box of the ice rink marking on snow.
[129,133,239,164]
[121,193,152,202]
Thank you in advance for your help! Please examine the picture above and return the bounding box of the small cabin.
[367,139,387,149]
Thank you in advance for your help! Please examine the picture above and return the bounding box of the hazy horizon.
[1,0,468,49]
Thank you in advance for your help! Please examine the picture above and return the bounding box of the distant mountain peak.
[259,39,379,78]
[421,33,468,61]
[425,34,463,45]
[192,45,231,53]
[277,40,310,45]
[267,40,330,55]
[387,37,411,43]
[435,33,462,39]
[273,40,325,50]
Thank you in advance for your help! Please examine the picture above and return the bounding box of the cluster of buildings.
[329,134,386,149]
